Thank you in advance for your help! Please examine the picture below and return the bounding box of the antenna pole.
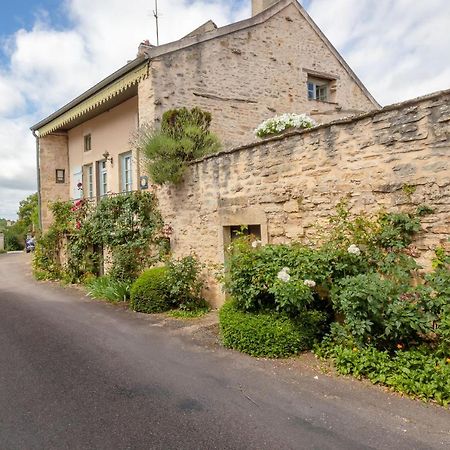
[153,0,160,46]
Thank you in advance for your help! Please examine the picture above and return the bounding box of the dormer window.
[307,77,329,101]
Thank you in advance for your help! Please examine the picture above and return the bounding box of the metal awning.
[36,62,148,136]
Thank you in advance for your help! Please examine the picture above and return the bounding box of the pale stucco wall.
[139,2,377,149]
[155,91,450,307]
[67,96,139,198]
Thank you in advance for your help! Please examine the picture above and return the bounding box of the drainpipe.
[32,130,42,232]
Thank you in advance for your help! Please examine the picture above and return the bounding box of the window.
[55,169,65,183]
[83,164,94,198]
[84,134,92,152]
[120,152,133,192]
[229,225,262,242]
[307,77,329,101]
[97,160,107,197]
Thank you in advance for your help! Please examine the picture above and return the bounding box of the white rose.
[251,240,262,248]
[304,279,316,288]
[347,244,361,256]
[277,270,291,282]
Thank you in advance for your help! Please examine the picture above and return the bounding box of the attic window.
[84,134,92,152]
[307,77,329,102]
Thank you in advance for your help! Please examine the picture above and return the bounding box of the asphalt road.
[0,253,449,450]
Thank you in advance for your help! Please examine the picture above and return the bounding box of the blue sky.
[0,1,69,36]
[0,0,449,220]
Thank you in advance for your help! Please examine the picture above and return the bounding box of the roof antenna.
[153,0,160,46]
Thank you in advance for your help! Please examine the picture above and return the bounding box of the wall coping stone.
[188,87,450,166]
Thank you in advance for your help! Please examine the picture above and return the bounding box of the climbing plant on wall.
[33,191,168,283]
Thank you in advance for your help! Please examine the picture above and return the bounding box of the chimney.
[252,0,279,16]
[137,39,154,57]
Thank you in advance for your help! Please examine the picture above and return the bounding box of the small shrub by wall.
[130,267,171,313]
[129,256,208,314]
[219,301,327,358]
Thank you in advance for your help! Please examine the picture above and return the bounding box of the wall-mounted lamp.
[102,151,113,165]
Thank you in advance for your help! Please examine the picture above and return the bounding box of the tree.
[2,193,39,251]
[18,193,39,231]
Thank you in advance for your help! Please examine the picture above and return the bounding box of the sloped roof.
[31,0,380,133]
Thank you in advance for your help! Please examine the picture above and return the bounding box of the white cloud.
[0,0,449,219]
[308,0,450,104]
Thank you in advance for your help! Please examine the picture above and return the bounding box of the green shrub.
[219,301,327,358]
[376,212,421,250]
[224,236,369,316]
[426,248,450,352]
[129,256,208,315]
[331,273,434,348]
[315,343,450,406]
[130,267,172,313]
[33,231,63,280]
[165,255,206,311]
[85,276,131,302]
[141,107,221,185]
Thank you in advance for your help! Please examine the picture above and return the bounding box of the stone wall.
[39,133,70,230]
[141,1,376,149]
[156,90,450,307]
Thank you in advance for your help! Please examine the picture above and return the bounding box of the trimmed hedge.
[219,301,326,358]
[130,267,171,313]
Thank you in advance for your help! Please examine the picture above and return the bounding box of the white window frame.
[120,152,133,193]
[83,164,94,199]
[307,77,329,102]
[98,160,107,197]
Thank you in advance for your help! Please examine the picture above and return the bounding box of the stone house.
[31,0,380,230]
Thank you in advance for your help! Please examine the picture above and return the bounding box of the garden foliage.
[316,342,450,406]
[130,267,171,313]
[85,275,131,303]
[220,301,326,358]
[130,256,208,314]
[221,199,450,394]
[33,191,166,283]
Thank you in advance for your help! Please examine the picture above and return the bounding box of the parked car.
[25,237,35,253]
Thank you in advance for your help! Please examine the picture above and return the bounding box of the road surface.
[0,253,449,449]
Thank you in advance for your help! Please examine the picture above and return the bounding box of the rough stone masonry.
[156,90,450,307]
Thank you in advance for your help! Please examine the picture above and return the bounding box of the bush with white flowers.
[254,113,316,138]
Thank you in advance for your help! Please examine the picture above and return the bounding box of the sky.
[0,0,449,220]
